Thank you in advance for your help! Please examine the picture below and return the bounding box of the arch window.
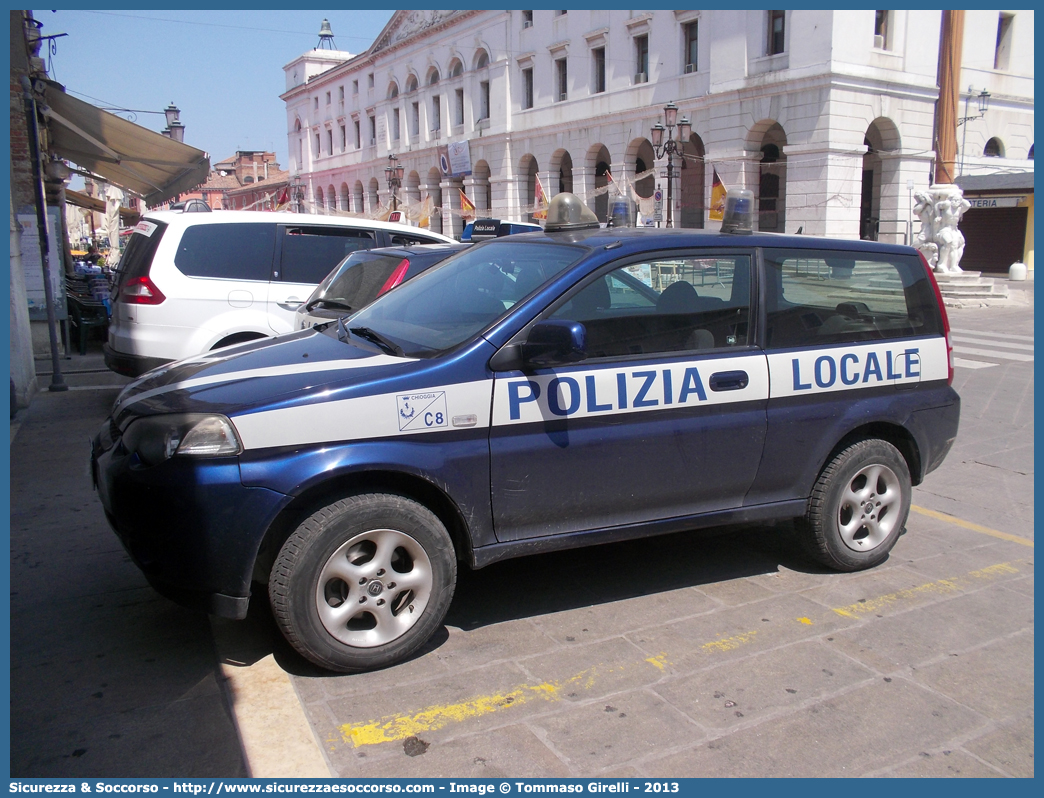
[429,69,440,86]
[984,137,1004,158]
[448,58,463,78]
[475,49,489,70]
[406,75,419,93]
[388,83,399,100]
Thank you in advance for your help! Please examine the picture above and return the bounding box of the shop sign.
[967,195,1027,209]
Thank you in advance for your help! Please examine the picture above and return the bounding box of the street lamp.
[384,154,404,211]
[289,174,305,213]
[161,103,185,142]
[650,101,691,228]
[958,86,990,177]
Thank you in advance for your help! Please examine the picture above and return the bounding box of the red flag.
[459,188,477,220]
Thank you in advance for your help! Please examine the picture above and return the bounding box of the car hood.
[111,328,418,424]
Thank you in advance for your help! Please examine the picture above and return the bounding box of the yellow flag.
[709,169,727,222]
[459,188,476,220]
[419,194,433,228]
[532,175,548,220]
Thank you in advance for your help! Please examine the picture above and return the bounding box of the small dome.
[544,192,600,232]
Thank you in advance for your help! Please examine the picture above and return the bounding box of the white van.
[104,210,452,376]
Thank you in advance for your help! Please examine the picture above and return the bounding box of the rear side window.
[280,227,377,284]
[763,248,942,349]
[174,223,275,280]
[113,221,167,294]
[387,232,443,247]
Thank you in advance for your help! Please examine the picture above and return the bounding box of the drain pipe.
[20,75,66,392]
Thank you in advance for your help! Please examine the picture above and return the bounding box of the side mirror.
[522,320,587,368]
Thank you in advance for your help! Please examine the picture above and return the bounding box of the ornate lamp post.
[957,87,990,178]
[161,103,184,142]
[384,154,404,211]
[289,174,305,213]
[650,102,691,228]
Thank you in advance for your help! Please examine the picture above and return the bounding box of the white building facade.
[281,9,1034,244]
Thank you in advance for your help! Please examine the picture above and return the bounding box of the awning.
[955,172,1035,193]
[64,188,141,225]
[41,80,210,206]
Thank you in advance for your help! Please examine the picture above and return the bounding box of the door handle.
[709,370,749,391]
[277,298,303,310]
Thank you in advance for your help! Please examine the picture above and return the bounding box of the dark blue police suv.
[92,193,959,672]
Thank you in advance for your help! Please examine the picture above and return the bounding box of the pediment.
[371,10,467,53]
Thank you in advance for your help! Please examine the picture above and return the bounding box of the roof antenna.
[317,19,336,50]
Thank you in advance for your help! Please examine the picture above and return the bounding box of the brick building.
[173,151,290,210]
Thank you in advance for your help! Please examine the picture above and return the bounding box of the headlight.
[121,413,242,467]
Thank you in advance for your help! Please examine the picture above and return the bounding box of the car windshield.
[342,240,585,357]
[310,252,408,310]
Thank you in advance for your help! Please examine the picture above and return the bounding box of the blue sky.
[31,9,395,173]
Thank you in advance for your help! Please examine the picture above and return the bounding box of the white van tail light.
[920,252,953,385]
[121,276,167,305]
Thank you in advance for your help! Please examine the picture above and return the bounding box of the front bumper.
[92,424,290,619]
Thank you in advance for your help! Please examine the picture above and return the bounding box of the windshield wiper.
[307,297,353,313]
[336,315,349,343]
[349,326,405,357]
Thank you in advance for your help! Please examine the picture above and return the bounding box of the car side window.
[280,227,378,284]
[762,249,943,349]
[549,255,752,358]
[174,224,275,281]
[388,233,442,247]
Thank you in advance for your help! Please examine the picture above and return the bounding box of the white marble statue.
[912,190,938,270]
[913,184,972,274]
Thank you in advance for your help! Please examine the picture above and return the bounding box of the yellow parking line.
[701,630,758,652]
[832,561,1025,619]
[339,633,759,747]
[911,505,1034,547]
[341,678,567,747]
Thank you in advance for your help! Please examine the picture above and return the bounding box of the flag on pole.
[459,188,477,221]
[709,169,727,222]
[606,170,620,195]
[532,175,548,220]
[275,186,290,211]
[418,194,433,228]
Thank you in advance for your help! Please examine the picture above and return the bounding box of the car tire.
[269,493,457,673]
[797,439,911,572]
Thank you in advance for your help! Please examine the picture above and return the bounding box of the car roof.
[489,226,919,256]
[140,209,455,240]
